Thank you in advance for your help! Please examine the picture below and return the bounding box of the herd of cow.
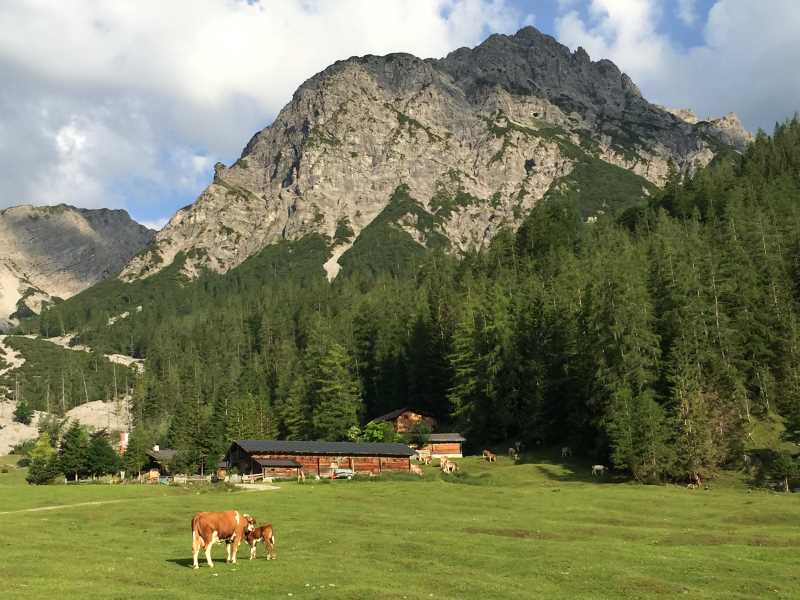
[189,448,612,569]
[191,510,276,569]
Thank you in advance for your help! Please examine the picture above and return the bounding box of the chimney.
[119,431,129,455]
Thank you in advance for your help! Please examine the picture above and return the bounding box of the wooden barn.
[225,439,416,478]
[369,408,437,433]
[418,433,465,458]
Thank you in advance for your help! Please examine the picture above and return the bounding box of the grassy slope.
[1,453,798,599]
[339,185,447,278]
[545,157,658,219]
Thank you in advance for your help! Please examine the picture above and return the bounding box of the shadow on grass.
[166,558,196,569]
[534,463,629,484]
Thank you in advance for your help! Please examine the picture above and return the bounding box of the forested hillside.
[25,120,800,481]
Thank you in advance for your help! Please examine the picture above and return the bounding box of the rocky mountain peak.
[0,205,154,328]
[120,26,750,284]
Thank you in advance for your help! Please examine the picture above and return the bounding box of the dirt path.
[235,483,281,492]
[0,499,127,516]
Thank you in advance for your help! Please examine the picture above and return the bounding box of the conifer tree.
[312,342,363,440]
[86,432,120,477]
[59,422,89,481]
[26,433,59,485]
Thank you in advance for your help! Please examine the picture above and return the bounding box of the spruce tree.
[312,342,363,441]
[13,398,33,425]
[86,432,120,477]
[59,422,89,481]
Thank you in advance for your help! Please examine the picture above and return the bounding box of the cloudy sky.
[0,0,798,229]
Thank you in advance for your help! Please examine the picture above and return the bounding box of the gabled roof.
[369,407,435,423]
[231,439,415,457]
[146,448,177,463]
[427,433,466,442]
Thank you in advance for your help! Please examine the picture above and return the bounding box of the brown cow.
[245,524,276,561]
[482,449,497,463]
[191,510,255,569]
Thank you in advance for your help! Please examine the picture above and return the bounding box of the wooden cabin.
[225,439,415,478]
[144,446,176,482]
[369,408,437,433]
[417,433,465,458]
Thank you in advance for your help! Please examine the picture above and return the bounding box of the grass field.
[1,453,799,599]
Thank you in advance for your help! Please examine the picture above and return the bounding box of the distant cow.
[440,457,458,473]
[245,524,276,561]
[561,446,572,458]
[482,450,497,463]
[191,510,255,569]
[410,463,424,477]
[591,465,607,477]
[508,447,519,461]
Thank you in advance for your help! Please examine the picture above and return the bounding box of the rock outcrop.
[121,26,750,282]
[0,205,154,328]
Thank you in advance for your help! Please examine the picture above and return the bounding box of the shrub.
[13,399,33,425]
[26,433,59,485]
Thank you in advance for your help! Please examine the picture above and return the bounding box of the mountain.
[121,26,749,283]
[0,205,154,328]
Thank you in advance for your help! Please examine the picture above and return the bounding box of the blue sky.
[0,0,798,229]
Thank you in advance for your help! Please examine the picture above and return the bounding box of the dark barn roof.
[232,439,415,457]
[369,407,435,423]
[427,433,466,442]
[146,448,177,463]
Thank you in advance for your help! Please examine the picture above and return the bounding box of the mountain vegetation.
[16,119,800,484]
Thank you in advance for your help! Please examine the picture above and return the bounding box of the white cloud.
[677,0,697,26]
[0,0,532,216]
[556,0,800,133]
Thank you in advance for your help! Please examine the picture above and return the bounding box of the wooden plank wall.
[428,442,463,456]
[250,453,410,476]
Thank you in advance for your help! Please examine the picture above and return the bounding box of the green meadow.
[0,453,798,600]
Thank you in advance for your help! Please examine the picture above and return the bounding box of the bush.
[26,433,59,485]
[13,399,34,425]
[406,423,431,447]
[12,439,36,457]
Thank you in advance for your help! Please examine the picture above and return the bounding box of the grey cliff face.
[0,205,154,328]
[121,26,750,283]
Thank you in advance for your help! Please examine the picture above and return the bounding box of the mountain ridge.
[0,204,154,328]
[120,26,751,283]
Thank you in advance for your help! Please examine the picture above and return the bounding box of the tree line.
[29,119,800,485]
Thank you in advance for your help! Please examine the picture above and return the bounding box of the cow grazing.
[561,446,572,458]
[482,450,497,463]
[591,465,607,477]
[191,510,255,569]
[508,447,519,461]
[410,463,424,477]
[245,524,276,561]
[439,457,458,473]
